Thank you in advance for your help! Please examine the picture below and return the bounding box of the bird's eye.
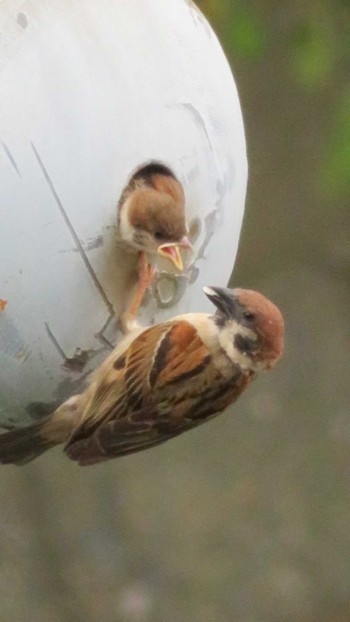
[154,230,164,240]
[243,311,255,321]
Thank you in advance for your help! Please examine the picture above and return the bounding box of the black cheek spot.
[234,334,257,354]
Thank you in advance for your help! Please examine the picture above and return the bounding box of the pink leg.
[120,252,155,333]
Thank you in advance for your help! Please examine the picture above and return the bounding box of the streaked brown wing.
[145,321,212,389]
[65,407,196,466]
[65,321,208,444]
[65,322,170,447]
[65,320,217,465]
[65,368,253,466]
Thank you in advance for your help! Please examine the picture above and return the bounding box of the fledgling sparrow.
[117,164,192,331]
[0,286,284,466]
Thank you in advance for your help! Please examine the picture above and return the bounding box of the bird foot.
[138,251,156,289]
[118,313,140,336]
[119,252,156,335]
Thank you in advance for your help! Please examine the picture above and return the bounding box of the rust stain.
[15,349,30,362]
[0,299,8,312]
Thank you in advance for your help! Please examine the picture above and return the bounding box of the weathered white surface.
[0,0,247,426]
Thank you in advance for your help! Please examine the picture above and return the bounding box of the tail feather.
[0,421,58,465]
[0,398,79,465]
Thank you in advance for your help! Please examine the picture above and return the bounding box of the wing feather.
[66,321,194,446]
[65,319,245,465]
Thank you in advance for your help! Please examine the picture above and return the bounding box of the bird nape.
[0,286,284,466]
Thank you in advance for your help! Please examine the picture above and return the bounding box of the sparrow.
[117,165,192,331]
[0,286,284,466]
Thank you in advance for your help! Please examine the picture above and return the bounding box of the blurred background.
[1,1,349,621]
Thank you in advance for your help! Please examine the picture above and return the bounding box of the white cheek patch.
[118,198,136,244]
[218,322,260,371]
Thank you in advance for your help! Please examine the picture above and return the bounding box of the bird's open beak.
[157,237,193,272]
[203,286,238,318]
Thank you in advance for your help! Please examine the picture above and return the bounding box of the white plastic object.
[0,0,247,427]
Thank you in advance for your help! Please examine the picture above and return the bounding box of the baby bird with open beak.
[0,286,284,467]
[117,165,192,331]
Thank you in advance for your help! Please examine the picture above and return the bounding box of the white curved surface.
[0,0,247,426]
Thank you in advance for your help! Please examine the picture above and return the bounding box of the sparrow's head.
[119,180,192,271]
[204,286,284,370]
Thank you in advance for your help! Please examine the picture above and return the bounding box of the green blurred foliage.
[322,89,350,198]
[198,0,350,199]
[198,1,267,58]
[289,18,335,87]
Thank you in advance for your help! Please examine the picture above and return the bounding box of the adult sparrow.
[118,164,192,331]
[0,286,284,466]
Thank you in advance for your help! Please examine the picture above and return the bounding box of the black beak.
[203,286,238,318]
